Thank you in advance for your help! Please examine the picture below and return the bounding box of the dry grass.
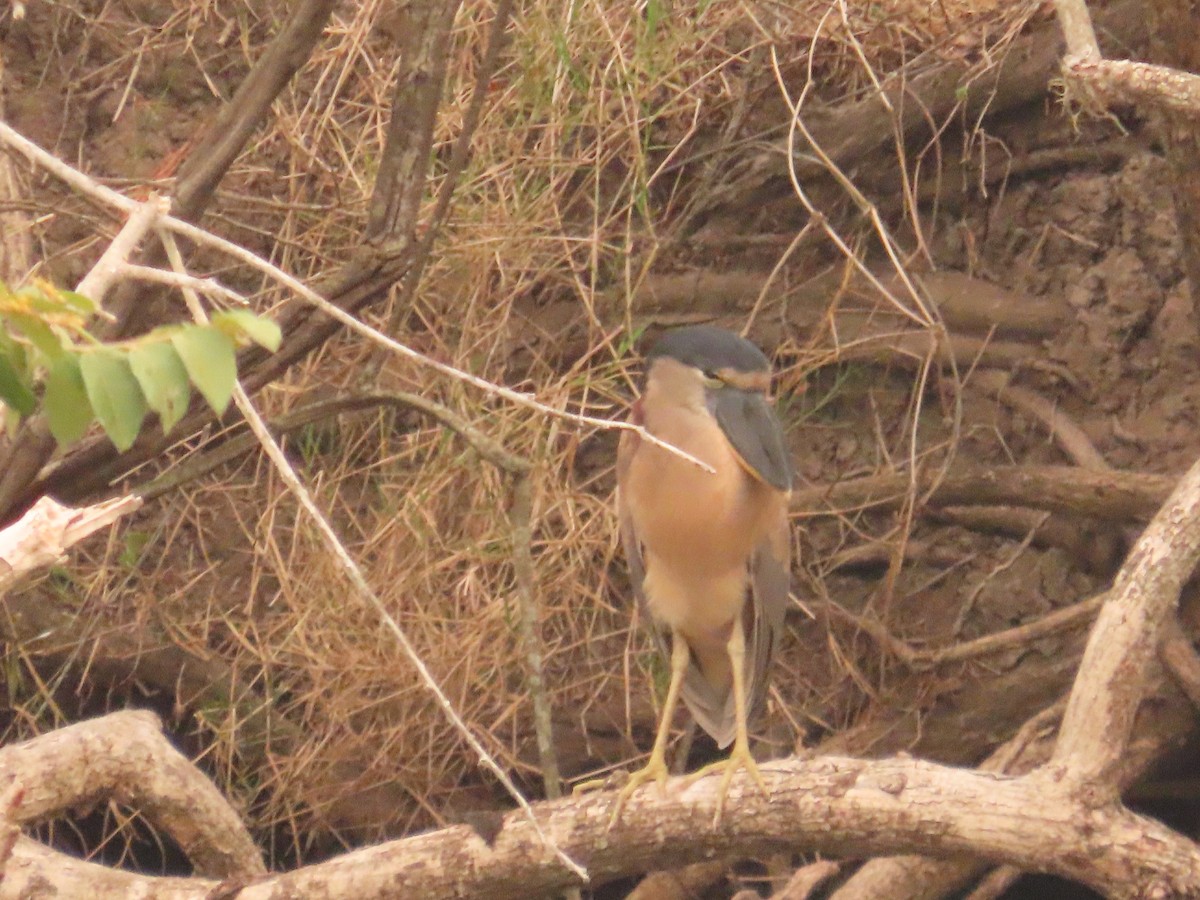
[4,0,1041,862]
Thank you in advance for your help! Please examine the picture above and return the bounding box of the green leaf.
[44,354,92,445]
[171,325,236,415]
[57,290,97,316]
[128,341,191,433]
[80,349,147,451]
[212,310,281,352]
[8,312,64,360]
[0,352,35,416]
[0,321,25,366]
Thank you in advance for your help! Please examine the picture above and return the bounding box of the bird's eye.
[701,370,724,389]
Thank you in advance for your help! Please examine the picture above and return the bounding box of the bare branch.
[511,473,564,800]
[1064,57,1200,118]
[970,370,1109,472]
[364,0,463,244]
[1054,453,1200,787]
[75,196,168,308]
[1053,0,1103,63]
[0,711,262,879]
[171,0,338,218]
[0,121,715,536]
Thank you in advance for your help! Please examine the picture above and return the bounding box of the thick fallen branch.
[1053,448,1200,788]
[790,464,1174,521]
[829,637,1199,900]
[4,748,1198,899]
[0,711,262,880]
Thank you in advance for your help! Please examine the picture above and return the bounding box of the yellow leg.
[574,629,691,826]
[683,614,769,825]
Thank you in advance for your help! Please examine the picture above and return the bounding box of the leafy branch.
[0,279,279,451]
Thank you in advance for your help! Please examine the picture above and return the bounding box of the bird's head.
[641,325,792,492]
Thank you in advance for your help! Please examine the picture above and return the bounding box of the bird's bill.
[711,387,792,492]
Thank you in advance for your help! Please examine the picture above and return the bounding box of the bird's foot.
[574,753,670,828]
[571,768,628,796]
[682,740,769,826]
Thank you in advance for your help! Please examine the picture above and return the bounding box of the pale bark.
[0,711,262,880]
[0,495,141,594]
[4,747,1199,899]
[1053,453,1200,787]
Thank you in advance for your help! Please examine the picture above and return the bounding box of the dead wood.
[0,495,141,594]
[770,860,841,900]
[610,268,1066,338]
[0,1,338,517]
[364,0,462,243]
[818,627,1089,769]
[791,463,1175,522]
[171,0,338,221]
[969,369,1110,471]
[823,591,1105,674]
[1161,618,1200,711]
[1054,0,1200,309]
[7,460,1200,896]
[2,839,203,899]
[0,781,20,881]
[0,198,171,518]
[930,506,1123,576]
[830,652,1198,899]
[0,710,263,880]
[626,861,730,900]
[1053,452,1200,787]
[825,413,1200,899]
[0,585,412,841]
[8,750,1200,899]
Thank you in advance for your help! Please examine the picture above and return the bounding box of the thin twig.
[75,196,167,315]
[823,591,1107,670]
[115,264,249,307]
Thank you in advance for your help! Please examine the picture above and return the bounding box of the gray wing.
[744,516,790,728]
